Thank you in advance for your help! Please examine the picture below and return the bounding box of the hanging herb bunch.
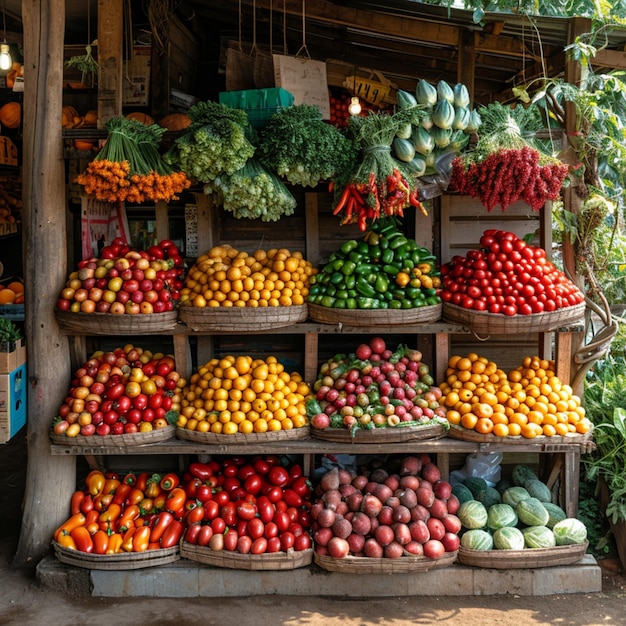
[163,101,255,183]
[75,117,192,203]
[257,104,358,187]
[331,109,427,231]
[449,102,570,212]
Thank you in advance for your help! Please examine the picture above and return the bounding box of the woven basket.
[311,422,446,444]
[457,541,588,569]
[53,541,179,570]
[180,542,313,570]
[49,425,176,447]
[55,309,179,335]
[446,423,593,446]
[176,425,310,444]
[308,302,442,326]
[179,304,308,331]
[314,549,457,574]
[442,302,586,336]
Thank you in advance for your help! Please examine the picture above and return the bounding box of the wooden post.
[15,0,75,568]
[97,0,123,123]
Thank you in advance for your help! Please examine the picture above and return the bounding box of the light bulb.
[0,44,11,71]
[348,96,361,116]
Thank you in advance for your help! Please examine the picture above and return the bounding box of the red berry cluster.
[440,229,585,316]
[450,146,570,212]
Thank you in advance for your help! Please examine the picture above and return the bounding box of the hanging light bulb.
[348,96,361,116]
[0,1,11,72]
[0,44,11,71]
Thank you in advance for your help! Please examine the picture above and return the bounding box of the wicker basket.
[311,422,446,444]
[176,425,310,444]
[49,425,176,447]
[446,423,593,446]
[55,309,179,335]
[314,550,457,574]
[53,541,179,570]
[180,542,313,570]
[457,541,588,569]
[308,302,442,326]
[179,304,308,332]
[442,302,586,336]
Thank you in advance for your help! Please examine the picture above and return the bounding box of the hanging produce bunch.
[439,352,592,439]
[50,344,184,439]
[179,244,316,308]
[55,238,185,315]
[440,229,585,316]
[392,80,481,177]
[449,102,569,212]
[330,109,427,230]
[257,104,357,187]
[307,217,440,311]
[176,354,311,435]
[307,336,448,435]
[312,457,461,560]
[456,463,588,552]
[74,117,191,203]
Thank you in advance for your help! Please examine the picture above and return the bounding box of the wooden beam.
[15,0,75,568]
[97,0,123,123]
[593,48,626,71]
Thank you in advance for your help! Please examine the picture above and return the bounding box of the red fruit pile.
[308,337,446,431]
[328,91,351,128]
[51,345,183,438]
[182,456,313,555]
[312,456,461,560]
[440,229,584,315]
[56,238,185,315]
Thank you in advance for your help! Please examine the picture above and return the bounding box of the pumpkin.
[5,70,17,89]
[82,110,98,126]
[73,139,96,151]
[125,112,155,125]
[158,113,192,132]
[61,105,80,128]
[0,102,21,129]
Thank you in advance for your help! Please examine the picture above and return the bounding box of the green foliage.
[0,318,21,343]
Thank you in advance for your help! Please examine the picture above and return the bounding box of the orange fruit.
[0,289,15,304]
[7,281,23,294]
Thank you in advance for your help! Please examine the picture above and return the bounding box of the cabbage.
[487,503,518,530]
[458,500,488,530]
[552,518,588,545]
[461,529,493,551]
[493,527,525,550]
[521,525,556,549]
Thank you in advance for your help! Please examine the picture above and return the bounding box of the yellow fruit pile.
[177,355,311,435]
[179,245,317,308]
[440,354,591,439]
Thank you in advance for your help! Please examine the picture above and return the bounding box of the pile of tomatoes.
[51,344,184,438]
[439,229,585,315]
[182,455,313,555]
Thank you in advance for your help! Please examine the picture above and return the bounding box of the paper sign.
[273,54,330,119]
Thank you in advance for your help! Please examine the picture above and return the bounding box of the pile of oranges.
[439,353,591,439]
[176,354,311,435]
[179,245,317,308]
[0,280,24,305]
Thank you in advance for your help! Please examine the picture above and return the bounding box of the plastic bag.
[449,451,503,487]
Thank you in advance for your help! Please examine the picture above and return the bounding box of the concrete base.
[36,554,602,598]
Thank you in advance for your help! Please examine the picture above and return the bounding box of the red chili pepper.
[122,473,137,486]
[118,504,141,532]
[99,503,122,525]
[103,478,121,494]
[70,526,94,553]
[332,185,352,215]
[132,526,151,552]
[160,519,184,548]
[135,472,149,493]
[165,487,187,516]
[79,494,95,515]
[70,490,85,516]
[189,462,213,481]
[149,511,174,543]
[92,530,109,555]
[159,472,180,492]
[112,483,132,506]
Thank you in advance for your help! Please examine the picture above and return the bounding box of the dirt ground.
[3,430,626,626]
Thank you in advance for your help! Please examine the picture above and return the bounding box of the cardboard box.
[0,338,26,375]
[0,362,26,444]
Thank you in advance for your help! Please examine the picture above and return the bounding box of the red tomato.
[290,476,311,499]
[237,535,252,554]
[198,525,213,547]
[294,533,311,551]
[256,496,275,524]
[265,486,283,503]
[214,490,230,506]
[280,532,296,551]
[235,520,248,536]
[264,521,279,539]
[211,517,226,535]
[221,502,238,526]
[186,505,205,526]
[288,522,304,536]
[253,458,271,475]
[266,536,282,553]
[273,510,291,533]
[196,484,213,503]
[251,537,268,554]
[185,524,202,545]
[224,529,239,552]
[204,499,220,520]
[268,466,290,487]
[222,476,241,493]
[236,502,258,521]
[248,518,265,540]
[243,474,263,495]
[237,464,257,481]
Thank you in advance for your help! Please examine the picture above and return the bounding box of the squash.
[73,139,96,151]
[543,502,567,529]
[415,79,437,106]
[0,102,21,129]
[552,518,587,545]
[501,486,531,508]
[396,89,418,110]
[452,483,474,505]
[431,99,455,130]
[457,499,488,530]
[61,105,80,129]
[516,497,550,527]
[82,110,98,127]
[126,112,155,125]
[476,486,502,510]
[487,503,518,530]
[392,137,415,163]
[463,477,489,499]
[524,479,552,503]
[512,464,537,487]
[158,113,192,132]
[521,525,556,549]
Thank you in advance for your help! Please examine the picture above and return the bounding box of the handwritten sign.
[273,54,330,119]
